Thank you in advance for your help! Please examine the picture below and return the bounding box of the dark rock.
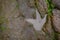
[52,0,60,9]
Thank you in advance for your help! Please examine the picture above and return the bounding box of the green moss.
[0,25,6,31]
[0,16,7,31]
[0,16,5,24]
[45,0,58,40]
[46,0,55,16]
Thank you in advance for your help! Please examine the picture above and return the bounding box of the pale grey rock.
[25,9,47,31]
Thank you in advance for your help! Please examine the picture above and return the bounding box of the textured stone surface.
[0,0,37,40]
[17,0,35,18]
[0,0,59,40]
[52,9,60,33]
[57,33,60,40]
[42,17,55,40]
[52,0,60,9]
[37,0,48,17]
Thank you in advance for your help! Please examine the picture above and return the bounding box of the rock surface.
[37,0,48,17]
[52,0,60,9]
[52,9,60,33]
[52,9,60,40]
[1,0,60,40]
[0,0,37,40]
